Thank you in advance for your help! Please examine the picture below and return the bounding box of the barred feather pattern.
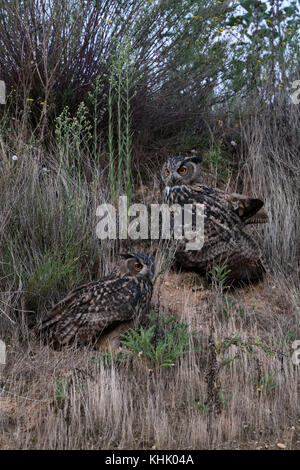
[39,258,154,345]
[164,183,267,281]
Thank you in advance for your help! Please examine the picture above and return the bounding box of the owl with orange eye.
[162,155,203,190]
[161,155,268,282]
[37,253,154,347]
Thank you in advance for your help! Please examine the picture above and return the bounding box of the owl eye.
[165,169,170,175]
[135,263,143,271]
[178,167,187,174]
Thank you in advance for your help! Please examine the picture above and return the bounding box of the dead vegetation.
[0,35,299,446]
[1,269,299,450]
[0,131,299,449]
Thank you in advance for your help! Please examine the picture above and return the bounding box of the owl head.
[119,252,155,280]
[161,155,202,187]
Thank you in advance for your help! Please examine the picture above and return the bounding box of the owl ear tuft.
[185,156,202,165]
[119,253,136,260]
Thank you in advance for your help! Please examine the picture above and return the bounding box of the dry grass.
[0,118,299,450]
[1,272,299,450]
[240,103,300,279]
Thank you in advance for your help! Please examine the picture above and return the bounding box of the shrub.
[120,311,199,369]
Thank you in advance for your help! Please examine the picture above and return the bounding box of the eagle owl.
[38,252,154,346]
[161,155,268,281]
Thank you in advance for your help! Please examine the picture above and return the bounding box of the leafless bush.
[0,0,225,146]
[239,98,300,281]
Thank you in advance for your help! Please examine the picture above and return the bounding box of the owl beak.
[171,174,179,185]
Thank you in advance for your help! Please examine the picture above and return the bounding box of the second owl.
[161,155,268,281]
[38,252,155,347]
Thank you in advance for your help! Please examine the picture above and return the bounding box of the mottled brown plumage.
[38,253,154,346]
[161,155,268,281]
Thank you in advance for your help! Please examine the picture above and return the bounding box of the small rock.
[276,443,286,449]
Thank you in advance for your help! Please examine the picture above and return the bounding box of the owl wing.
[186,185,268,225]
[167,185,259,251]
[39,277,146,345]
[223,192,269,224]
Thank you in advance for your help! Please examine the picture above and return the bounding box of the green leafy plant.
[55,102,92,177]
[203,146,229,182]
[257,373,277,394]
[24,248,81,297]
[190,398,210,416]
[218,295,248,320]
[120,311,199,368]
[273,329,297,351]
[219,295,238,320]
[218,392,233,408]
[190,392,233,416]
[55,377,68,401]
[209,264,231,291]
[216,334,275,367]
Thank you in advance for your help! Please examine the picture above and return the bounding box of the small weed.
[219,392,233,408]
[273,329,296,351]
[55,377,68,401]
[22,247,84,313]
[55,102,92,177]
[209,264,231,291]
[257,373,277,394]
[216,334,275,367]
[189,398,209,416]
[219,295,238,320]
[203,147,229,182]
[190,392,232,416]
[120,311,199,369]
[219,295,248,320]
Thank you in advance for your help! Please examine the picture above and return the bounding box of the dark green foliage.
[120,311,199,368]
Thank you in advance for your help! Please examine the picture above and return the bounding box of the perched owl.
[38,252,155,347]
[161,155,268,281]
